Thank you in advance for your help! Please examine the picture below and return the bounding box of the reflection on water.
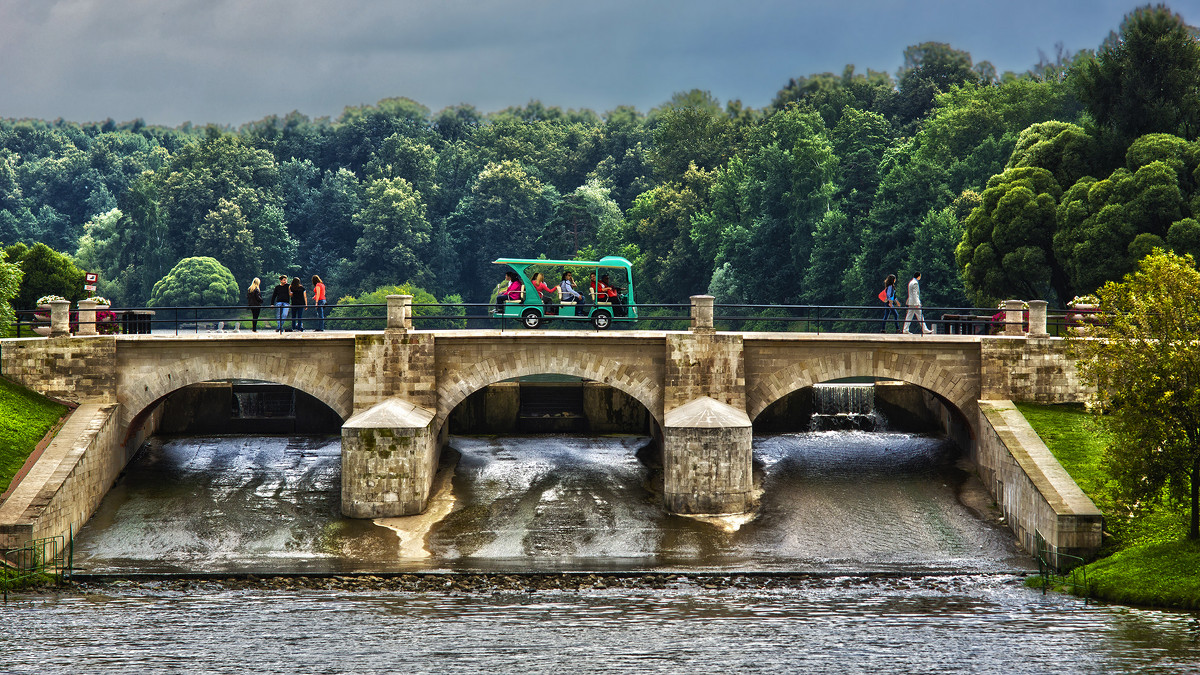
[74,431,1028,573]
[4,576,1200,674]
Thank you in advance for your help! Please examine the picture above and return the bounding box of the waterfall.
[810,383,880,431]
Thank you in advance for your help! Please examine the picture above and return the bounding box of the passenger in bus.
[559,271,583,304]
[494,271,523,314]
[600,273,627,316]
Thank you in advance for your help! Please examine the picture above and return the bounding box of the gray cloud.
[0,0,1164,126]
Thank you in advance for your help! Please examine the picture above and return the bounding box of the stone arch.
[746,350,979,433]
[118,353,354,433]
[437,349,663,426]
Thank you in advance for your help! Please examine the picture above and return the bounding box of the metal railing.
[1,534,71,602]
[1034,530,1089,598]
[7,302,1089,336]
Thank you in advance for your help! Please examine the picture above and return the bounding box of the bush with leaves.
[332,283,465,330]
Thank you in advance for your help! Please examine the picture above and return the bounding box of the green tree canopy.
[1071,4,1200,146]
[956,167,1066,304]
[3,241,85,309]
[1070,248,1200,539]
[0,253,23,335]
[148,256,239,311]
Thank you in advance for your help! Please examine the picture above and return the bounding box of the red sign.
[85,272,98,283]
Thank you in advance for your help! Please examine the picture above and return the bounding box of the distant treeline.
[2,4,1199,310]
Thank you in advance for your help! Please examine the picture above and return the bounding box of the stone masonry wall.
[0,404,123,549]
[1,336,116,404]
[980,337,1091,403]
[663,333,745,411]
[353,331,437,412]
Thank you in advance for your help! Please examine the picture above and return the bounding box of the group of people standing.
[881,272,933,335]
[245,275,327,333]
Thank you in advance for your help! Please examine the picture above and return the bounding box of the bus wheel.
[592,310,612,329]
[522,309,542,329]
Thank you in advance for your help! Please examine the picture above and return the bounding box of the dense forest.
[1,4,1199,315]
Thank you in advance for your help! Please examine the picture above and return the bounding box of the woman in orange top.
[311,275,327,331]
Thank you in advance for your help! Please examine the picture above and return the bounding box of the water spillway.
[810,382,880,431]
[72,426,1027,574]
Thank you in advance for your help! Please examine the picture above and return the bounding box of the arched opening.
[419,373,671,566]
[75,380,361,575]
[740,377,1022,571]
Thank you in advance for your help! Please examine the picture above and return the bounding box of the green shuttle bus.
[490,256,638,329]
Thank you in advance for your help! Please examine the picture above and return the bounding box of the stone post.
[690,295,715,333]
[386,294,411,331]
[77,299,97,336]
[49,299,71,337]
[1027,300,1049,338]
[1003,300,1025,336]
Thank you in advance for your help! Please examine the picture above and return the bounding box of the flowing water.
[17,428,1200,672]
[71,431,1026,574]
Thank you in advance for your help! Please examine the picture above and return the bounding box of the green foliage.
[0,377,67,494]
[2,241,85,309]
[332,283,465,330]
[1070,249,1200,539]
[1006,121,1096,189]
[1071,4,1200,145]
[347,177,432,293]
[148,256,240,313]
[0,254,23,334]
[957,167,1067,304]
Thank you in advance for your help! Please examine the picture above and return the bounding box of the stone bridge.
[1,297,1084,520]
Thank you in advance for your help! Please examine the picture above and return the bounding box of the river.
[7,431,1198,673]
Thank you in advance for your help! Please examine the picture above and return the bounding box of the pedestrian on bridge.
[311,275,326,331]
[247,277,263,332]
[880,274,900,333]
[903,272,933,335]
[271,275,290,333]
[290,277,307,332]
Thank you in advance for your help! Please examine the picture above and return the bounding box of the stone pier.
[340,398,439,518]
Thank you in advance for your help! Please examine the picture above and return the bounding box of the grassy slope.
[0,376,68,494]
[1015,402,1196,609]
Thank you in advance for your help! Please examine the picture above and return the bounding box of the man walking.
[903,272,933,335]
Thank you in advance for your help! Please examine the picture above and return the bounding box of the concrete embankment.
[0,403,156,550]
[974,400,1103,562]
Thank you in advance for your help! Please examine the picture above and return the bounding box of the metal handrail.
[1,534,70,602]
[1034,530,1089,598]
[7,301,1087,336]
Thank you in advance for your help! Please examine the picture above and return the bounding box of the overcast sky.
[0,0,1183,127]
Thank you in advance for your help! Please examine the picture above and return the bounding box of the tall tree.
[1071,249,1200,540]
[1071,4,1200,146]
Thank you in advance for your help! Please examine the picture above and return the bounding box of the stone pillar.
[1027,300,1049,338]
[386,294,412,331]
[662,333,752,514]
[77,299,97,336]
[49,300,71,337]
[341,398,439,517]
[663,397,753,514]
[690,295,715,333]
[1003,300,1025,336]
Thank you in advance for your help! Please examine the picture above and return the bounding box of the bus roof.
[492,256,633,269]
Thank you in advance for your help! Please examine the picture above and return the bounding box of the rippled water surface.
[73,432,1028,573]
[5,577,1200,674]
[35,432,1200,673]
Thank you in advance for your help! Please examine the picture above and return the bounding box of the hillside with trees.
[1,4,1197,317]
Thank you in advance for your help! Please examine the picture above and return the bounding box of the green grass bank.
[0,376,68,494]
[1016,402,1198,609]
